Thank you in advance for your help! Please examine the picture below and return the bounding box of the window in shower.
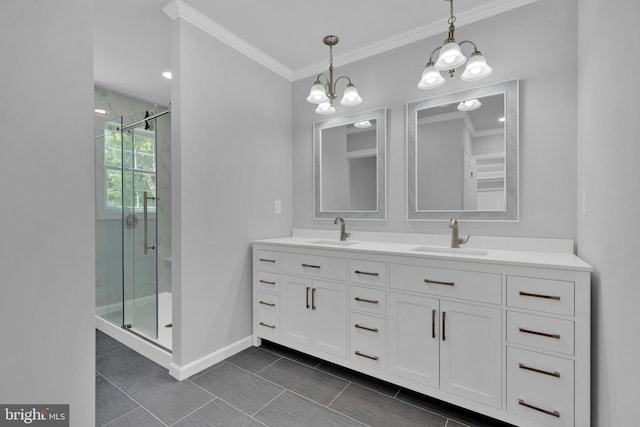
[104,122,156,211]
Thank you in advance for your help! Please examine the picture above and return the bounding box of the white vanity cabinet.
[252,239,591,427]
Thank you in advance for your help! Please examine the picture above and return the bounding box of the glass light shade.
[340,84,363,106]
[306,83,329,104]
[315,102,336,115]
[457,99,482,111]
[460,54,493,81]
[418,65,445,89]
[434,42,467,70]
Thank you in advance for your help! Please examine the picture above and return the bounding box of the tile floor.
[96,330,514,427]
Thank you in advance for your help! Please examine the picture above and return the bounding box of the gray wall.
[293,0,578,239]
[577,0,640,425]
[0,1,95,425]
[170,20,292,367]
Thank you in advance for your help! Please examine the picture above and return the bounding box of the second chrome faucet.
[334,217,351,241]
[449,218,470,248]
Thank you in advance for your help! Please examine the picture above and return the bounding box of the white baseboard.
[169,335,253,380]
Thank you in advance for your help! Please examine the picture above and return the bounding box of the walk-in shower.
[94,88,172,361]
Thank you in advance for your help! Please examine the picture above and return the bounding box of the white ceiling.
[93,0,536,106]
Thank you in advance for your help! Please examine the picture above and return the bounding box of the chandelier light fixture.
[418,0,493,90]
[307,35,363,115]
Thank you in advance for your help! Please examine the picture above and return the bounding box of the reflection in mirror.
[314,108,386,219]
[407,80,518,221]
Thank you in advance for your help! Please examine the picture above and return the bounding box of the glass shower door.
[122,122,158,339]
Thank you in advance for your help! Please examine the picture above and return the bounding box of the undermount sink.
[308,240,360,246]
[411,246,489,256]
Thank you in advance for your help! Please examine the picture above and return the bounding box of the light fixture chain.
[448,0,456,25]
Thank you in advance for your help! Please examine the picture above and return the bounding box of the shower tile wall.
[94,87,172,314]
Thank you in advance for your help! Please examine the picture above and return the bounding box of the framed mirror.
[314,108,387,220]
[407,80,519,221]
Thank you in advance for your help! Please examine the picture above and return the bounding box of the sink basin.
[411,246,488,256]
[308,240,360,246]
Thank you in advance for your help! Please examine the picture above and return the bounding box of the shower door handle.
[143,191,156,255]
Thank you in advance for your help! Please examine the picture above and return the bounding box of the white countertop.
[254,235,593,272]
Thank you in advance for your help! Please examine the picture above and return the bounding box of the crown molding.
[292,0,540,81]
[163,0,293,81]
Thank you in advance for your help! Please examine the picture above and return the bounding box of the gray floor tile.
[226,346,281,373]
[255,391,365,427]
[95,373,139,426]
[191,362,284,415]
[316,361,400,397]
[258,358,349,406]
[97,347,165,387]
[103,407,164,427]
[96,330,126,357]
[260,340,323,367]
[122,370,215,425]
[395,389,514,427]
[174,399,264,427]
[329,383,448,427]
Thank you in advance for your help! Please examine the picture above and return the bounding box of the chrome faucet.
[334,217,351,241]
[449,218,470,248]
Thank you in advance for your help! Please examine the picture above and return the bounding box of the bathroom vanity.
[252,234,591,427]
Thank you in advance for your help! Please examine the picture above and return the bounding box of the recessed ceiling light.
[94,108,107,115]
[498,117,506,122]
[162,71,172,80]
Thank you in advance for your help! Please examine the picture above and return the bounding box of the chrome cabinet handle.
[354,270,379,277]
[519,327,561,339]
[354,297,379,304]
[259,258,276,263]
[259,301,275,307]
[259,322,275,329]
[432,309,436,339]
[519,291,561,300]
[442,311,447,341]
[354,324,378,333]
[518,399,560,418]
[312,288,316,310]
[259,279,276,285]
[424,278,455,286]
[306,287,310,309]
[355,351,379,361]
[518,363,560,378]
[143,191,156,255]
[301,263,321,269]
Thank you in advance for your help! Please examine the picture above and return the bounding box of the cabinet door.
[389,292,439,388]
[440,300,501,408]
[281,275,312,346]
[312,279,347,357]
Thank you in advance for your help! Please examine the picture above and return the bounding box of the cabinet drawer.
[256,293,279,338]
[282,252,347,281]
[507,276,574,316]
[350,286,386,316]
[256,250,281,271]
[255,271,280,293]
[507,347,574,427]
[389,263,501,305]
[507,311,574,355]
[350,312,386,371]
[349,259,386,287]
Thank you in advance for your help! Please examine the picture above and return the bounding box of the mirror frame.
[314,108,387,220]
[407,79,519,221]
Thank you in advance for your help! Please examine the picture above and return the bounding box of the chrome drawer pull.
[306,287,310,309]
[311,288,316,310]
[259,322,275,329]
[259,258,276,263]
[259,301,275,307]
[354,324,379,333]
[518,399,560,418]
[442,311,447,341]
[424,278,455,286]
[354,297,379,304]
[432,309,436,339]
[355,351,379,361]
[519,327,561,339]
[355,270,379,277]
[259,280,276,285]
[301,263,321,269]
[518,363,560,378]
[519,291,561,300]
